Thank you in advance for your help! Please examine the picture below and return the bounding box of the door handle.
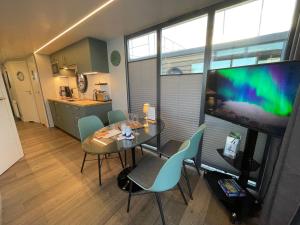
[0,97,5,101]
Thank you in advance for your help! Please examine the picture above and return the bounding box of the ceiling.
[0,0,222,63]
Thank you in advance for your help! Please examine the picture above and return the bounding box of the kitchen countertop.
[48,98,112,107]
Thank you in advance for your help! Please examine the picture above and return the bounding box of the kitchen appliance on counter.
[94,90,110,102]
[93,82,110,102]
[59,86,72,98]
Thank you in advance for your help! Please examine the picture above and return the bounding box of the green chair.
[158,124,206,199]
[78,115,124,186]
[127,140,190,225]
[108,110,143,165]
[108,110,127,124]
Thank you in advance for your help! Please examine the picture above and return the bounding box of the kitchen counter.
[48,98,111,107]
[48,99,112,139]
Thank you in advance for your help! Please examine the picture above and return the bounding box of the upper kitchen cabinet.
[50,37,109,75]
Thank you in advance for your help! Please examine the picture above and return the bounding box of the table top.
[48,98,111,107]
[82,120,165,155]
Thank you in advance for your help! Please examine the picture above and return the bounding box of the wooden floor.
[0,122,249,225]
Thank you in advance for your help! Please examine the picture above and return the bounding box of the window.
[128,31,157,61]
[161,15,208,75]
[210,0,296,69]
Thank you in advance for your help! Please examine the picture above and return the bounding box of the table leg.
[117,147,142,192]
[131,147,136,167]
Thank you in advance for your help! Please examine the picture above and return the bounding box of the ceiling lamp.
[34,0,115,54]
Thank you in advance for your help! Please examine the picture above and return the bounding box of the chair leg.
[124,151,127,166]
[177,183,188,205]
[183,163,193,200]
[154,193,166,225]
[80,152,87,173]
[127,180,133,213]
[97,155,102,186]
[140,145,143,155]
[118,152,124,168]
[192,157,201,177]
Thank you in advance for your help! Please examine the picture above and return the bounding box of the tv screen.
[205,61,300,136]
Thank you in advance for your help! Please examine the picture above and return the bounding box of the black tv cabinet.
[204,129,261,223]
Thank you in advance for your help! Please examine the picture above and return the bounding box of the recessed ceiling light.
[34,0,115,54]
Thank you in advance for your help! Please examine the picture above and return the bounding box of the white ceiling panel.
[0,0,222,63]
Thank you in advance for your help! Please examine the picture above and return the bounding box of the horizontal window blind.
[128,58,157,146]
[128,58,157,115]
[160,74,202,146]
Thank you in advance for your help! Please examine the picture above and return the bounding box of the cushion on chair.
[159,140,183,158]
[127,154,167,190]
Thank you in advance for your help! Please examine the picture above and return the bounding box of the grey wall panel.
[160,74,202,146]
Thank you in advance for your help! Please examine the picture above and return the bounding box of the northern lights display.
[205,61,300,136]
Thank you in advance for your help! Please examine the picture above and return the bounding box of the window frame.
[124,0,298,191]
[127,31,158,62]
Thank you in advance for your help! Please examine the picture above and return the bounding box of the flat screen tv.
[205,61,300,136]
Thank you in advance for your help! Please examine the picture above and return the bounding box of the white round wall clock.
[16,71,25,81]
[77,74,88,93]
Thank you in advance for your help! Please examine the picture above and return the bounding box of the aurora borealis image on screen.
[205,62,300,136]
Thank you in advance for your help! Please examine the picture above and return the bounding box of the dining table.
[82,119,165,192]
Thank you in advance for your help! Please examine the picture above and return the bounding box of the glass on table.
[132,113,140,136]
[128,113,135,122]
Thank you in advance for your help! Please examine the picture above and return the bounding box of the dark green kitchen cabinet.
[50,37,109,74]
[48,100,112,139]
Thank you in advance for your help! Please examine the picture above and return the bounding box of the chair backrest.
[184,124,206,160]
[78,115,104,142]
[149,140,190,192]
[108,110,127,124]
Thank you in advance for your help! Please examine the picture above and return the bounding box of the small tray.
[127,121,144,129]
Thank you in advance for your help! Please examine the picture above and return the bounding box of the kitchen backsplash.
[53,73,111,100]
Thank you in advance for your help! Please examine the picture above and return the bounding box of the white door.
[7,61,40,122]
[0,73,24,175]
[27,56,48,125]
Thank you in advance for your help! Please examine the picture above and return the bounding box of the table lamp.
[143,103,150,120]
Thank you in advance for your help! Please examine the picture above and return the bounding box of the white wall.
[55,73,111,100]
[34,54,57,127]
[26,55,48,126]
[4,60,40,123]
[107,37,128,113]
[0,69,23,175]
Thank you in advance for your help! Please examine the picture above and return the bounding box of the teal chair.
[127,140,190,225]
[108,110,143,164]
[158,124,206,199]
[78,115,124,186]
[108,110,127,124]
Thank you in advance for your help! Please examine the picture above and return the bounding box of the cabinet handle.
[0,97,5,101]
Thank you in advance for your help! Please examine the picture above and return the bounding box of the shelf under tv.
[204,128,261,223]
[216,149,260,172]
[204,171,261,224]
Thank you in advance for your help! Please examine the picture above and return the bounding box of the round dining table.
[82,119,165,192]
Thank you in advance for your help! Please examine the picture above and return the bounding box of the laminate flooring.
[0,122,255,225]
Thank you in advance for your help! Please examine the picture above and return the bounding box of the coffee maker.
[59,86,72,98]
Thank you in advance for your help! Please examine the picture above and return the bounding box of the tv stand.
[204,128,261,223]
[238,129,258,186]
